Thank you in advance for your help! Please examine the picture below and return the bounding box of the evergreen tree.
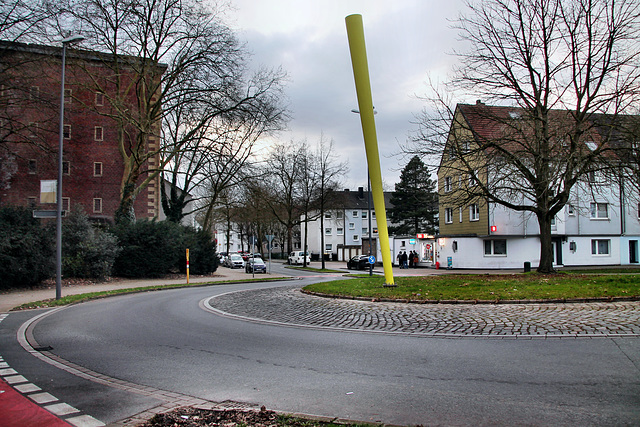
[389,156,438,235]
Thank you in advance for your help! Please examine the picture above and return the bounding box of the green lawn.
[302,273,640,301]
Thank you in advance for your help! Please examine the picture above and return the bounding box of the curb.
[301,289,640,305]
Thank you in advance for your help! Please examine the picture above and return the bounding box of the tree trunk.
[536,213,555,273]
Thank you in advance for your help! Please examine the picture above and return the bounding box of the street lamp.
[56,35,84,300]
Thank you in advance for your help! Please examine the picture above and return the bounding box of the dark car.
[245,257,267,274]
[347,255,371,270]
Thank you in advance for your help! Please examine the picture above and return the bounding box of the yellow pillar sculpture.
[345,14,395,286]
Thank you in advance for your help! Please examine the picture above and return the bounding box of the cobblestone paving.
[207,286,640,339]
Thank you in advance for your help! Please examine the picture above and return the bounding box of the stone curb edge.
[300,289,640,305]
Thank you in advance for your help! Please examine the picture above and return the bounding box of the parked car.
[225,253,245,269]
[245,257,267,274]
[288,251,310,265]
[217,252,228,265]
[347,255,371,270]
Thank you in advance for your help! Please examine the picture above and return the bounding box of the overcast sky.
[226,0,465,190]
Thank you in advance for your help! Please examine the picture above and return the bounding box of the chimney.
[476,99,484,105]
[358,187,364,199]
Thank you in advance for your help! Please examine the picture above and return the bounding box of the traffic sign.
[368,255,376,264]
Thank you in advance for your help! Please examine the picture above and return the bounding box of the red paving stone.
[0,378,71,427]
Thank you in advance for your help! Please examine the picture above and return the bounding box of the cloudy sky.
[226,0,466,190]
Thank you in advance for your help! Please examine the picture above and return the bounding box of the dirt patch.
[141,406,338,427]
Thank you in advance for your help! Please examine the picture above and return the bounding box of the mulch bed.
[141,406,319,427]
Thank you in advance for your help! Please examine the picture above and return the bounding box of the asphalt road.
[2,265,640,426]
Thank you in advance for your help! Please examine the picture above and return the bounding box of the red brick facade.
[0,41,162,222]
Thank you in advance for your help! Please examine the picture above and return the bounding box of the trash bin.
[524,261,531,272]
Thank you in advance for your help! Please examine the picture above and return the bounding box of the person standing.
[401,251,408,269]
[409,250,414,268]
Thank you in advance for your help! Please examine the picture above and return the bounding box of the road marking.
[0,312,105,426]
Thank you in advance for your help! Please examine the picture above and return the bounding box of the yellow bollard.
[186,248,190,284]
[345,14,395,286]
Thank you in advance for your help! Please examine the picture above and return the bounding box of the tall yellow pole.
[345,14,395,286]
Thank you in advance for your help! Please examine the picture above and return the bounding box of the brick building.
[0,41,164,222]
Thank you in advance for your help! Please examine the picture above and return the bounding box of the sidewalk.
[0,267,271,313]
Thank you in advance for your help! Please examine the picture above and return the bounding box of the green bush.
[112,219,184,278]
[112,220,218,278]
[62,207,121,279]
[179,227,218,275]
[0,206,55,289]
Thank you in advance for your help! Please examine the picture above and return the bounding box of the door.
[630,240,638,264]
[552,238,563,266]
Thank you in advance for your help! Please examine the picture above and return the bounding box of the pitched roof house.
[437,102,640,269]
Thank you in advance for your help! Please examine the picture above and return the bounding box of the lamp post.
[56,35,84,300]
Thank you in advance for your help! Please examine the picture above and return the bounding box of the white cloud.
[225,0,464,188]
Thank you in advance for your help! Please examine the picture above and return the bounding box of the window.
[63,124,71,139]
[93,198,102,213]
[336,211,343,219]
[484,239,507,256]
[468,171,478,187]
[568,204,575,216]
[94,126,103,141]
[470,204,480,221]
[373,228,378,234]
[448,144,456,159]
[62,197,70,212]
[325,212,332,219]
[28,197,37,207]
[64,88,72,103]
[348,222,355,230]
[28,159,36,174]
[95,92,104,106]
[591,239,610,255]
[590,202,608,219]
[352,210,359,218]
[353,234,359,241]
[459,207,463,223]
[336,227,344,235]
[325,244,332,252]
[444,176,452,192]
[362,227,368,235]
[28,122,39,138]
[444,207,453,224]
[325,228,332,235]
[62,161,70,175]
[94,162,103,177]
[362,211,367,219]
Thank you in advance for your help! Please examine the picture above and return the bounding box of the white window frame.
[352,210,359,218]
[95,92,104,106]
[94,126,103,141]
[469,204,480,221]
[336,227,344,235]
[484,239,507,256]
[444,207,453,224]
[459,207,463,223]
[63,124,71,140]
[568,204,575,216]
[94,162,103,177]
[325,228,332,235]
[353,234,359,242]
[348,222,355,230]
[591,239,610,256]
[590,202,609,220]
[93,198,102,213]
[444,176,452,192]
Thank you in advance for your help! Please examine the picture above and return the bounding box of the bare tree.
[409,0,640,273]
[55,0,286,223]
[315,135,348,269]
[264,141,306,256]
